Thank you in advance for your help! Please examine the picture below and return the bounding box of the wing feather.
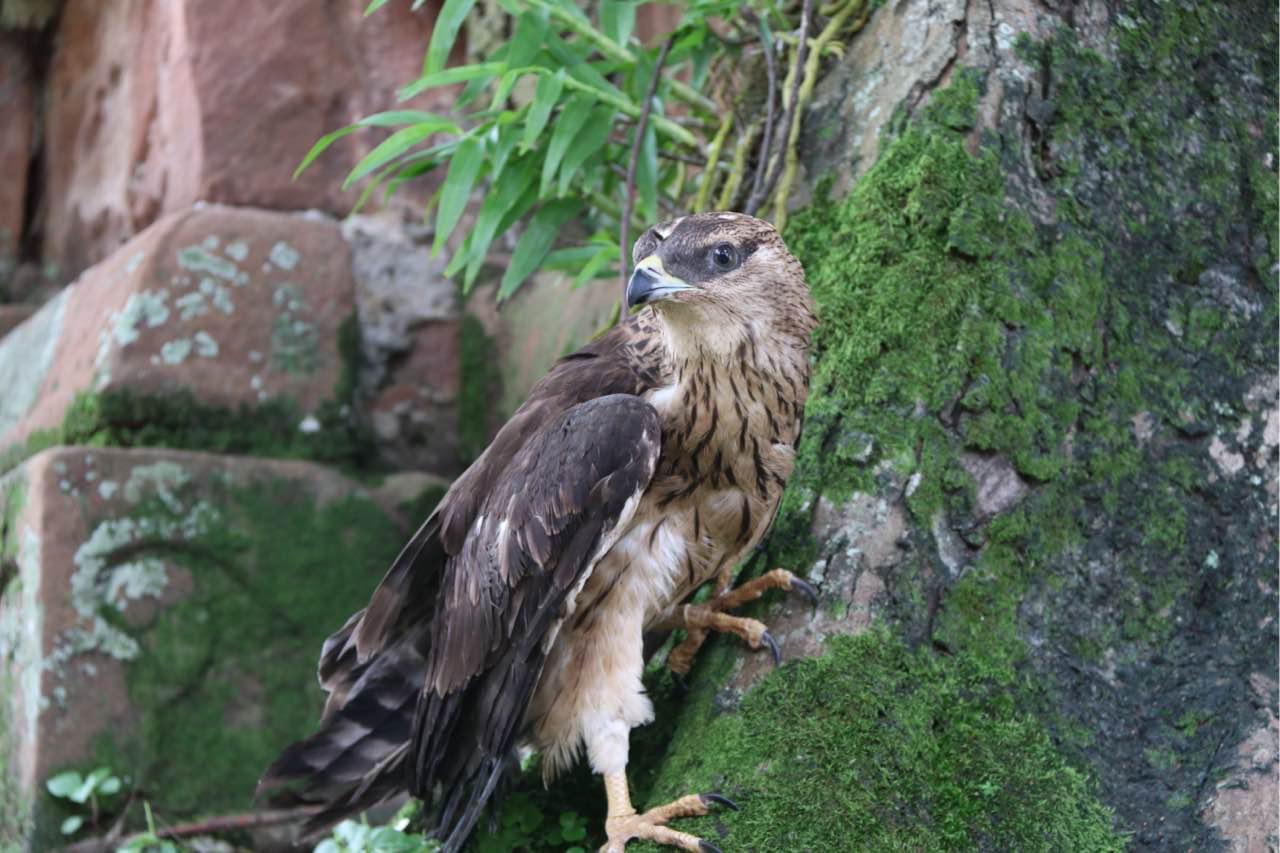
[412,394,661,849]
[258,319,662,843]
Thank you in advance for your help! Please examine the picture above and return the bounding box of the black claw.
[761,630,782,666]
[790,577,820,610]
[699,792,740,812]
[699,842,725,853]
[672,671,689,694]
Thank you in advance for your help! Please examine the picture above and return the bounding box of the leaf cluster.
[45,765,124,837]
[302,0,827,301]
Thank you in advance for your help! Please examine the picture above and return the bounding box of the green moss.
[44,388,376,473]
[458,313,499,463]
[87,476,403,821]
[0,312,374,476]
[637,632,1123,852]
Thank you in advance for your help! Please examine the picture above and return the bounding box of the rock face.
[0,446,406,848]
[630,2,1278,851]
[43,0,453,278]
[0,205,356,455]
[0,32,33,287]
[343,214,463,474]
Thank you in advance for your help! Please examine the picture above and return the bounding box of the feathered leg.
[664,568,817,675]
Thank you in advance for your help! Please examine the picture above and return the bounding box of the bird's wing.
[412,394,661,850]
[257,321,659,839]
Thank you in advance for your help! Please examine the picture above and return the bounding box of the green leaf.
[521,69,565,152]
[635,121,659,223]
[599,0,636,47]
[60,815,83,836]
[489,68,526,112]
[542,245,601,270]
[424,0,477,76]
[507,11,549,68]
[572,242,619,288]
[433,136,486,255]
[556,106,613,196]
[97,775,122,795]
[294,111,456,179]
[364,0,391,14]
[498,200,581,300]
[488,128,521,180]
[455,155,540,287]
[45,771,82,799]
[399,62,504,101]
[540,94,595,195]
[343,122,454,188]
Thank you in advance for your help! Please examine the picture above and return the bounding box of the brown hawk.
[259,212,817,852]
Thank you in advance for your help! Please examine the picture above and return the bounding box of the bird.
[258,211,818,853]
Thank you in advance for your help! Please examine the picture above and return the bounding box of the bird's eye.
[710,243,738,271]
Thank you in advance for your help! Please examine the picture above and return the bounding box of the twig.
[63,808,315,853]
[755,0,813,215]
[773,0,867,230]
[619,36,675,325]
[744,10,779,216]
[694,112,735,212]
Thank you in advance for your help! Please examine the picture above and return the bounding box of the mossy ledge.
[0,314,376,476]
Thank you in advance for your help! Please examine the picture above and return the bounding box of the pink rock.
[44,0,457,277]
[0,305,35,339]
[0,446,399,843]
[0,205,355,452]
[0,32,33,275]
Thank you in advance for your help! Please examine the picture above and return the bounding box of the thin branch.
[744,9,778,216]
[756,0,813,213]
[64,808,316,853]
[619,36,675,325]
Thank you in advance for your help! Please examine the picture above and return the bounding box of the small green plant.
[318,801,440,853]
[44,765,124,837]
[300,0,870,301]
[472,793,588,852]
[116,802,181,853]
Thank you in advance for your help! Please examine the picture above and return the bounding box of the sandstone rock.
[44,0,456,277]
[342,214,462,473]
[0,32,33,283]
[0,305,35,340]
[490,272,619,419]
[0,206,355,453]
[0,446,404,848]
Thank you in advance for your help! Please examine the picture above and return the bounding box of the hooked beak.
[626,255,695,308]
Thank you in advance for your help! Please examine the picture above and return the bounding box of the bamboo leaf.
[540,94,595,195]
[295,111,456,178]
[344,122,448,188]
[508,11,549,68]
[572,242,619,288]
[434,136,486,255]
[521,69,565,152]
[556,105,612,196]
[399,62,504,101]
[599,0,636,47]
[498,199,580,300]
[424,0,477,76]
[364,0,391,15]
[452,154,539,285]
[635,121,658,223]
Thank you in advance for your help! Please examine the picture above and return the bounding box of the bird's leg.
[600,770,736,853]
[666,568,817,675]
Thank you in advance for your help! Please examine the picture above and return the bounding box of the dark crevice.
[15,23,56,268]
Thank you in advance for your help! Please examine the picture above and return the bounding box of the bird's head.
[627,212,816,359]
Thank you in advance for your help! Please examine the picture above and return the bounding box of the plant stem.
[620,36,675,323]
